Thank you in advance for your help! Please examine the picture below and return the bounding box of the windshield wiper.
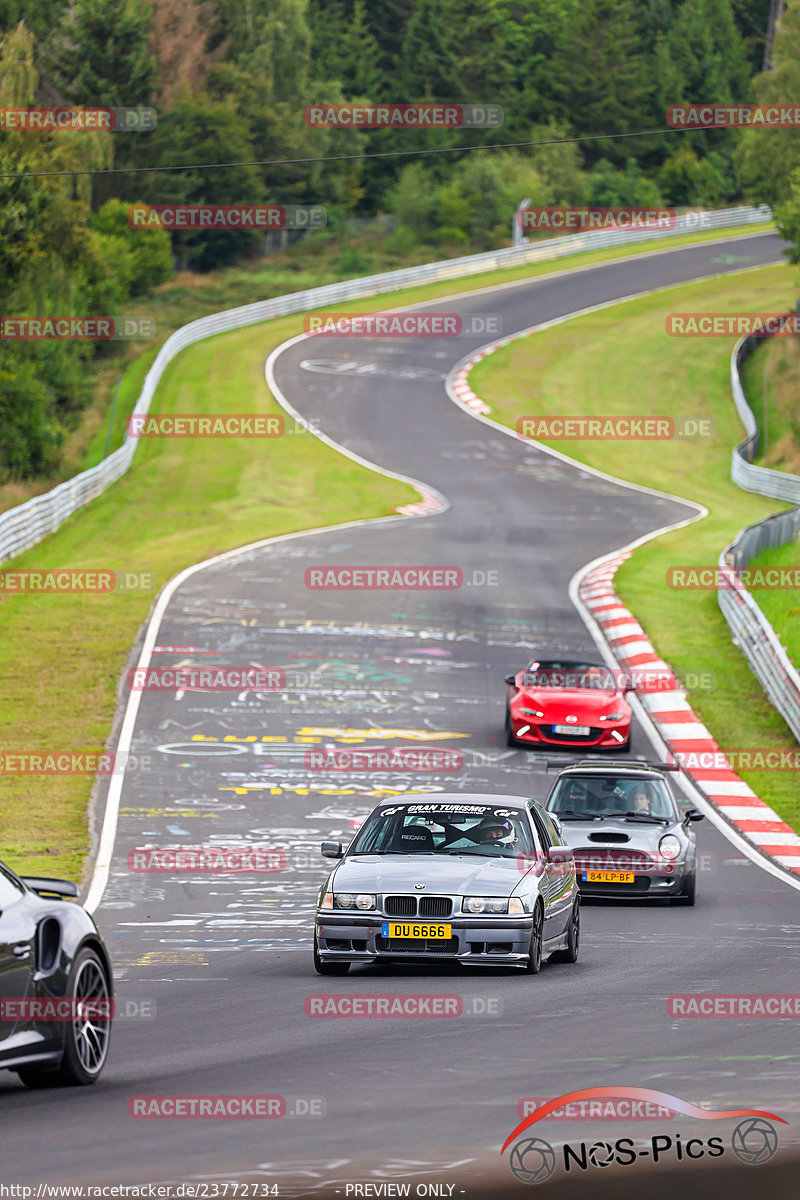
[604,811,670,824]
[553,811,604,820]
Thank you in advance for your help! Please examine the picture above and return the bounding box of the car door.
[526,805,560,940]
[0,868,37,1051]
[528,804,574,940]
[538,808,576,938]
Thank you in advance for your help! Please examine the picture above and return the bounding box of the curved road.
[5,233,799,1196]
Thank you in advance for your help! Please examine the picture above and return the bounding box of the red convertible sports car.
[504,658,632,751]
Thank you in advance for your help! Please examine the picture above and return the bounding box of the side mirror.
[504,673,517,686]
[21,876,79,899]
[683,809,704,824]
[321,841,343,859]
[546,845,573,864]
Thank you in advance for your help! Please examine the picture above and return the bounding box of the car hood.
[332,853,526,896]
[557,819,680,852]
[515,687,628,717]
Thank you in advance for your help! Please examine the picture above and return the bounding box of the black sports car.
[0,860,113,1087]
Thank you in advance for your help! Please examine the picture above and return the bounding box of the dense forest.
[0,0,796,481]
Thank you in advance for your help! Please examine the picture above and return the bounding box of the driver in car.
[630,787,652,814]
[477,819,513,845]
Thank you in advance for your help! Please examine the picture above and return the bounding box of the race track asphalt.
[4,232,798,1198]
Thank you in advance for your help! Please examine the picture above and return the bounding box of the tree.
[737,0,800,204]
[652,0,751,166]
[149,0,213,107]
[91,197,173,294]
[546,0,654,167]
[133,90,266,269]
[211,0,312,103]
[773,164,800,260]
[53,0,156,107]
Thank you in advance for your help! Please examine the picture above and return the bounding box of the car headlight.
[659,834,682,861]
[463,896,509,914]
[332,893,376,910]
[320,892,333,909]
[519,707,544,717]
[599,712,623,721]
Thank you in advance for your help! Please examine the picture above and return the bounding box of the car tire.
[17,947,112,1088]
[671,873,696,906]
[524,904,544,974]
[313,931,350,975]
[551,897,580,963]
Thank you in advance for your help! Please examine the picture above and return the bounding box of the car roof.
[552,760,670,780]
[374,793,532,811]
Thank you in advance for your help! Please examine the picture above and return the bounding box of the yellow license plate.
[582,870,634,884]
[381,922,452,939]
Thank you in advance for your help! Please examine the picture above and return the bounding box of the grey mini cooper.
[545,760,704,905]
[313,793,580,975]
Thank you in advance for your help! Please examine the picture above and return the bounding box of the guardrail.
[0,203,772,566]
[719,325,800,742]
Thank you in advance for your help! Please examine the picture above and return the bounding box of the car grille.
[384,895,417,916]
[574,849,653,871]
[383,895,453,918]
[376,936,458,955]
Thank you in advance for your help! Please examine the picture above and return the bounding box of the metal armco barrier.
[719,324,800,741]
[0,204,771,565]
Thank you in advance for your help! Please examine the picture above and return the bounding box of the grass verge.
[470,263,800,831]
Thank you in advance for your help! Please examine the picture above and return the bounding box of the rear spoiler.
[22,876,79,900]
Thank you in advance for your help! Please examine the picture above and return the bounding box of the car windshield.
[547,776,677,821]
[521,660,620,691]
[348,803,535,858]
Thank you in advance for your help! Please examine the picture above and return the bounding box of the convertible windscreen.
[521,661,621,690]
[548,776,677,821]
[348,803,535,858]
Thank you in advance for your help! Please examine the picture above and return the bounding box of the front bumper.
[511,719,630,749]
[576,861,691,898]
[315,913,533,965]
